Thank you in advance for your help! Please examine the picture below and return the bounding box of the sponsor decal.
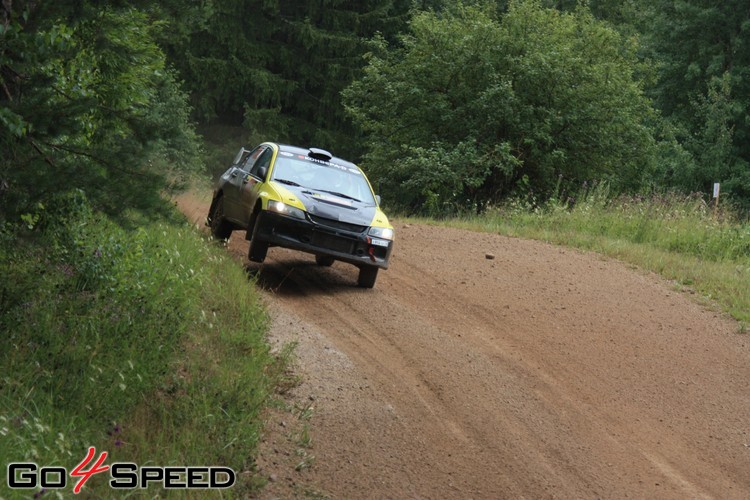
[311,192,353,206]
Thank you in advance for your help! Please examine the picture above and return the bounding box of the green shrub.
[344,1,656,214]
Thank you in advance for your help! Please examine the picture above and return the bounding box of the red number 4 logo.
[70,447,110,494]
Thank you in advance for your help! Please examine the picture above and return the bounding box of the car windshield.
[271,155,376,205]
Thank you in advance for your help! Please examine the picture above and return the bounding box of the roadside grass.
[409,187,750,327]
[0,192,287,497]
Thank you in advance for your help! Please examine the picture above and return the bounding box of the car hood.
[273,182,377,227]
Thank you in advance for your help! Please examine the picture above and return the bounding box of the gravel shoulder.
[177,193,750,499]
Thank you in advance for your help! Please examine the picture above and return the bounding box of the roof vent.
[308,147,333,161]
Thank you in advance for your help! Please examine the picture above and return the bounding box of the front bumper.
[253,210,393,269]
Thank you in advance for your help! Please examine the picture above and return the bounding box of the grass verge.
[1,191,287,497]
[409,188,750,327]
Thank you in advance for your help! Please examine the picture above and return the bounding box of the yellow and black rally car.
[207,142,394,288]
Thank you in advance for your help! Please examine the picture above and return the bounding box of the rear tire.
[315,255,335,267]
[248,212,269,263]
[209,196,232,240]
[357,266,379,288]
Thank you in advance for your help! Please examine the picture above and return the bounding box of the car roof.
[275,143,359,170]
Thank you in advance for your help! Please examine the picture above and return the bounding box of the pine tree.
[160,0,412,157]
[636,0,750,204]
[0,1,200,218]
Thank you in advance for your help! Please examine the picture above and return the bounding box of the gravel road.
[178,193,750,499]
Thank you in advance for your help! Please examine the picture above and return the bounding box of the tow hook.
[367,237,377,262]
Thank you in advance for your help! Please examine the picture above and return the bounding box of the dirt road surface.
[177,193,750,499]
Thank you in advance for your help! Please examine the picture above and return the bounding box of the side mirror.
[233,147,250,165]
[375,195,381,205]
[258,166,268,180]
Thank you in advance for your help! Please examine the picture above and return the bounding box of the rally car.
[207,142,394,288]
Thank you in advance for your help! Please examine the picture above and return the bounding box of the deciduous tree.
[343,0,656,214]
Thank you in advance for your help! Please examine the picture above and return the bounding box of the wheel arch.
[245,199,264,240]
[208,189,225,220]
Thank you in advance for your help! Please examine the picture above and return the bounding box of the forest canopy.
[2,0,750,219]
[0,2,201,220]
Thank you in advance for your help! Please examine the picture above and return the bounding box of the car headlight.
[268,200,306,220]
[368,226,394,241]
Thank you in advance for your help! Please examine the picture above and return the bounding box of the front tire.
[209,196,233,240]
[248,211,269,263]
[357,266,379,288]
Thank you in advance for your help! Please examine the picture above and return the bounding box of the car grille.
[311,232,355,254]
[309,214,367,234]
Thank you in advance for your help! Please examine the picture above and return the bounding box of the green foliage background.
[1,2,201,221]
[343,2,657,214]
[633,0,750,205]
[5,0,749,218]
[154,0,420,158]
